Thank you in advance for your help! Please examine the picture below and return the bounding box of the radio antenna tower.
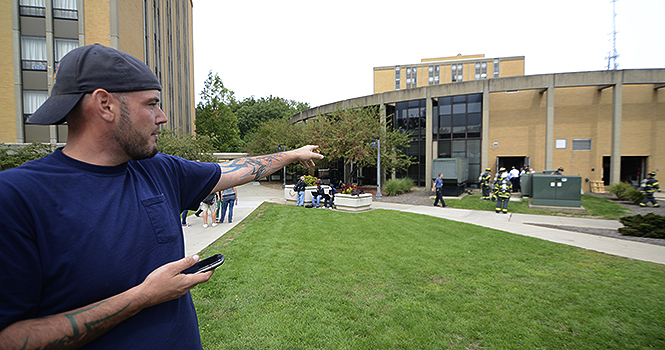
[606,0,619,70]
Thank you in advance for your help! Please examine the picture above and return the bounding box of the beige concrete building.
[293,55,665,192]
[0,0,195,144]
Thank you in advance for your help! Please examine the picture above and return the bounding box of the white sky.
[193,0,665,108]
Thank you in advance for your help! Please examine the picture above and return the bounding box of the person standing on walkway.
[294,175,307,206]
[432,173,446,207]
[219,187,238,223]
[494,172,512,214]
[479,167,492,200]
[200,193,218,228]
[639,171,661,207]
[0,44,324,350]
[181,210,190,227]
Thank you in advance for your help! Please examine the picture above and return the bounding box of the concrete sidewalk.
[183,182,285,256]
[183,182,665,265]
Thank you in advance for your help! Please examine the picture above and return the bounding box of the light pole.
[278,143,286,188]
[371,136,382,200]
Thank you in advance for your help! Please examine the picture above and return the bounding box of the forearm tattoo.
[222,153,285,181]
[23,301,130,350]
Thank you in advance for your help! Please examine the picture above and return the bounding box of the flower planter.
[285,186,372,211]
[284,185,318,205]
[334,193,373,212]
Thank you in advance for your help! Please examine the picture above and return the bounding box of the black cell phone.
[182,254,225,274]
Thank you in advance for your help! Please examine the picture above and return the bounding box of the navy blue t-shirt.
[0,149,220,349]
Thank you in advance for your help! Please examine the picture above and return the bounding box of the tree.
[195,71,242,152]
[306,105,412,172]
[234,95,309,141]
[157,129,216,163]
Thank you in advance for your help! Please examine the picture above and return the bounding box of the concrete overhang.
[291,69,665,123]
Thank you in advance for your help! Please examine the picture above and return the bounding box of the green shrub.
[619,213,665,239]
[0,142,52,171]
[384,177,415,196]
[609,182,644,204]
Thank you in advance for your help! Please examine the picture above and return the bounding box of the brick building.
[0,0,195,145]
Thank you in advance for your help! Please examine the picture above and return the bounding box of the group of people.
[181,187,238,228]
[293,175,337,209]
[479,165,536,214]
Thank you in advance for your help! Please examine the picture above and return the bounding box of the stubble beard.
[114,99,159,161]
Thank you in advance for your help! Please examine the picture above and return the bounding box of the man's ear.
[90,89,115,123]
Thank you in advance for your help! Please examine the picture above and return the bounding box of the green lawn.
[443,193,631,220]
[193,203,665,349]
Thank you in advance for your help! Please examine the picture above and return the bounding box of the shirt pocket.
[141,194,177,244]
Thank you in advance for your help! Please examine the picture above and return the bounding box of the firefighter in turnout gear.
[494,172,512,214]
[494,167,506,183]
[479,167,492,200]
[639,172,660,207]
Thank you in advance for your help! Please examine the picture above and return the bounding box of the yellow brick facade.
[0,0,16,142]
[373,54,526,94]
[118,0,145,58]
[84,0,111,47]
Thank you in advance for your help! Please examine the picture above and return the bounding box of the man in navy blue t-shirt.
[0,44,323,350]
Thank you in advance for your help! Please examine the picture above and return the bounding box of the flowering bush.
[303,175,320,186]
[340,183,365,196]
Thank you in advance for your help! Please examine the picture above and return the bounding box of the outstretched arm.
[0,256,212,350]
[212,145,324,193]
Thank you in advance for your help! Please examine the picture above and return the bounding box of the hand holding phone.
[182,254,225,274]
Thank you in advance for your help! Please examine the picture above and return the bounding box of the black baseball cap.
[27,43,162,125]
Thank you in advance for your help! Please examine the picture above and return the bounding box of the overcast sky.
[192,0,664,108]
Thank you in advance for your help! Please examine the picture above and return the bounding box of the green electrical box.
[531,174,582,207]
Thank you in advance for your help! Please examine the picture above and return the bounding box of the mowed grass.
[443,193,631,220]
[192,203,665,350]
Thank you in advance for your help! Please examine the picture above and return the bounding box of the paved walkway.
[183,182,665,265]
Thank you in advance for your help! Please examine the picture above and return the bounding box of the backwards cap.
[27,44,162,125]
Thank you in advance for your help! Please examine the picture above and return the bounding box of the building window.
[435,95,482,140]
[493,59,499,77]
[393,99,427,186]
[572,139,592,151]
[475,62,488,80]
[21,36,47,71]
[55,39,79,63]
[20,0,46,17]
[428,65,440,85]
[23,90,48,121]
[395,67,400,90]
[406,67,417,89]
[452,64,463,82]
[53,0,78,19]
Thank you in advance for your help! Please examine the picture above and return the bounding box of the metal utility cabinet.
[431,158,468,196]
[531,174,582,207]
